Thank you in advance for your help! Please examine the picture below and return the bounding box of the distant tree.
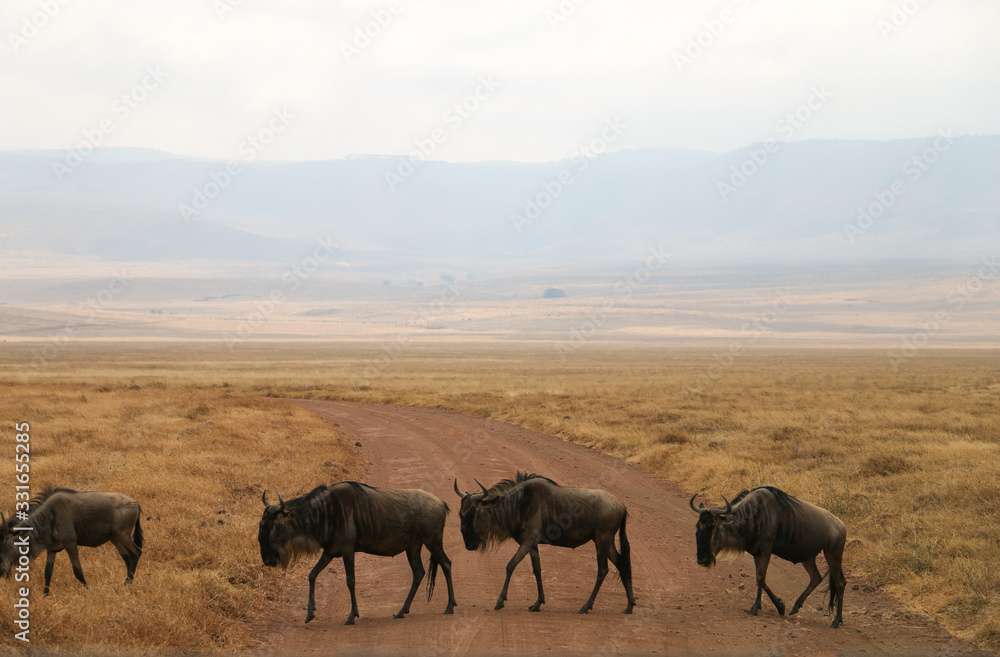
[543,288,566,299]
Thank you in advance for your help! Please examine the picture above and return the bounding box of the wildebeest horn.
[262,491,271,507]
[277,490,286,510]
[689,494,702,513]
[474,478,489,496]
[721,494,732,514]
[454,479,467,498]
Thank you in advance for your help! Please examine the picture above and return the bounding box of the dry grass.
[1,341,999,650]
[0,381,362,655]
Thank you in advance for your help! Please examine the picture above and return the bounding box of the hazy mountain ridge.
[1,136,997,264]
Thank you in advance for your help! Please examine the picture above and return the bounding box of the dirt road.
[255,401,983,657]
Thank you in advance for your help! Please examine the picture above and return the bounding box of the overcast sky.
[1,0,997,163]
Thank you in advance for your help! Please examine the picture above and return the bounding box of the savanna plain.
[0,341,998,655]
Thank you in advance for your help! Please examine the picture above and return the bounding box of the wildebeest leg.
[427,540,457,614]
[112,535,140,584]
[578,545,609,614]
[495,543,532,611]
[527,547,545,612]
[43,550,58,595]
[343,551,360,625]
[394,544,425,619]
[748,551,784,616]
[825,548,847,628]
[64,544,88,589]
[305,550,334,623]
[608,545,636,614]
[761,581,784,616]
[790,557,823,615]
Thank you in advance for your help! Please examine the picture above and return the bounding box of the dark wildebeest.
[0,485,143,595]
[691,486,847,628]
[257,482,457,625]
[455,471,635,614]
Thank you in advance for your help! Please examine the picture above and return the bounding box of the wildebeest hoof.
[577,608,590,614]
[622,607,634,614]
[344,617,356,626]
[776,602,785,616]
[789,604,801,616]
[528,603,543,612]
[393,611,406,619]
[746,608,760,616]
[494,601,505,611]
[305,611,315,624]
[443,607,455,615]
[830,619,841,629]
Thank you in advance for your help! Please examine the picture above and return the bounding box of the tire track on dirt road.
[254,400,985,657]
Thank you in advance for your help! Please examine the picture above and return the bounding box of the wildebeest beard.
[263,487,335,569]
[471,496,520,552]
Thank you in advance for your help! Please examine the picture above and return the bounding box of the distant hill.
[1,136,997,264]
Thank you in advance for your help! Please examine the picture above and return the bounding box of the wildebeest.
[0,485,143,594]
[258,481,457,625]
[691,486,847,628]
[454,471,635,614]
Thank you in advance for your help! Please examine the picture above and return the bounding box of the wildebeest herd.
[0,474,847,628]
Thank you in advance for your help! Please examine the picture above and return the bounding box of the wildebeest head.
[453,479,500,551]
[690,493,734,568]
[258,490,322,569]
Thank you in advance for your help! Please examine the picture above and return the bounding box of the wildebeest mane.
[473,472,557,553]
[732,490,752,505]
[486,471,557,495]
[729,487,799,511]
[711,486,801,563]
[344,480,376,493]
[751,486,800,511]
[28,485,78,515]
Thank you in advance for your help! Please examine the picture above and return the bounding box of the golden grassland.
[0,380,362,655]
[1,340,999,651]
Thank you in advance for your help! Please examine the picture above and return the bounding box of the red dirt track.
[254,401,985,657]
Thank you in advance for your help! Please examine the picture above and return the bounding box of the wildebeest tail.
[617,510,632,583]
[133,510,144,552]
[427,555,438,603]
[817,569,835,609]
